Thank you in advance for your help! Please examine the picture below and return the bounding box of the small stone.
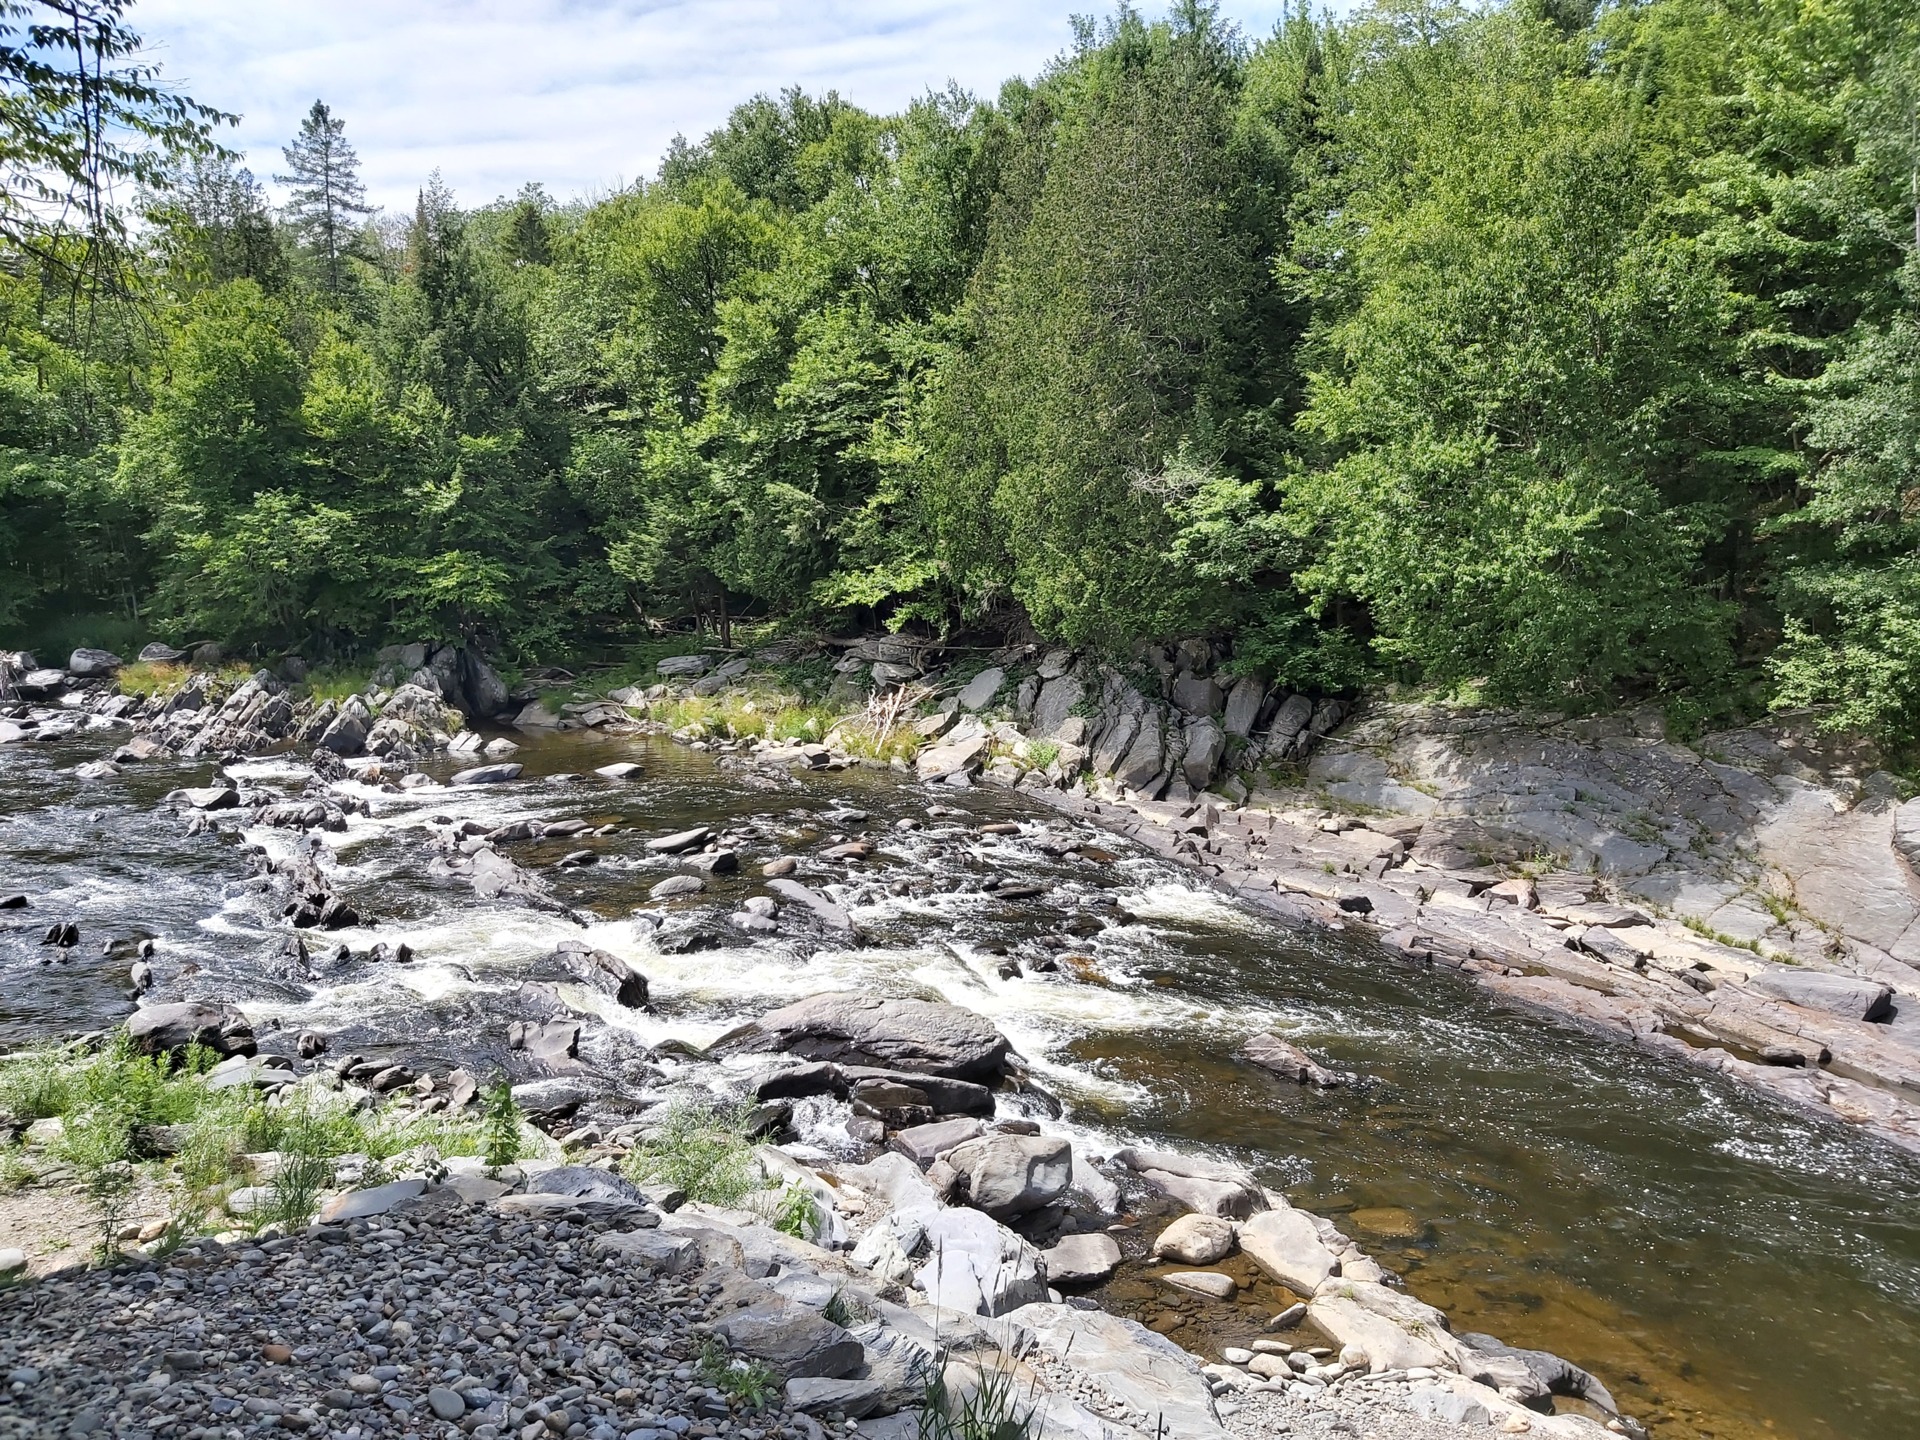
[261,1343,292,1363]
[650,875,706,900]
[0,1248,24,1277]
[1222,1347,1255,1365]
[1161,1270,1237,1301]
[428,1386,467,1420]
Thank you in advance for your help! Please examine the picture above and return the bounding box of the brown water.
[2,722,1917,1440]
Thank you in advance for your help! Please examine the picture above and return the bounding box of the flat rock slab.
[1043,1232,1122,1285]
[1162,1270,1237,1301]
[890,1117,986,1164]
[594,761,643,779]
[1740,968,1894,1021]
[1239,1208,1339,1294]
[319,1179,426,1223]
[645,827,712,854]
[992,1302,1228,1440]
[715,991,1012,1083]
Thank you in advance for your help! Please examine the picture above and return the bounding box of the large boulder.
[68,648,123,678]
[458,648,513,718]
[137,642,188,663]
[127,1002,256,1058]
[915,1206,1048,1316]
[714,993,1012,1083]
[1152,1213,1235,1265]
[956,668,1005,712]
[916,734,987,782]
[942,1133,1071,1219]
[710,1282,864,1380]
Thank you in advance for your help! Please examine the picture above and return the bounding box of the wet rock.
[126,1001,256,1058]
[762,857,799,877]
[1163,1270,1237,1301]
[1458,1331,1619,1415]
[39,921,78,948]
[594,761,642,779]
[917,734,987,781]
[649,874,706,900]
[1044,1231,1122,1285]
[180,785,239,811]
[73,760,119,780]
[14,668,67,697]
[689,848,739,874]
[0,894,27,909]
[1113,1146,1266,1219]
[1239,1208,1340,1293]
[507,1017,581,1067]
[1153,1214,1236,1265]
[450,762,522,785]
[549,939,649,1007]
[715,991,1012,1082]
[67,648,123,678]
[766,877,853,930]
[318,709,368,756]
[645,826,712,854]
[1238,1032,1349,1087]
[942,1133,1072,1218]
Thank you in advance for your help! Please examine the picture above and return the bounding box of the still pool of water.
[2,723,1917,1440]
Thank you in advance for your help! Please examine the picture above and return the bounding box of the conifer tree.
[275,100,373,295]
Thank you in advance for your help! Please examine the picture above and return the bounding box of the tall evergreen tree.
[275,100,373,295]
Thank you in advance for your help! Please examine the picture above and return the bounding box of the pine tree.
[275,100,373,295]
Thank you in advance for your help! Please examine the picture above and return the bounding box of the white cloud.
[131,1,1292,214]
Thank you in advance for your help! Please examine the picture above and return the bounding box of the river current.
[2,718,1918,1440]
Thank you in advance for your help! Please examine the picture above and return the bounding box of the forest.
[2,0,1918,739]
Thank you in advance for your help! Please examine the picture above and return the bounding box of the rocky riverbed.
[4,642,1920,1440]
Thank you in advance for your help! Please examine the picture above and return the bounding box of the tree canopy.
[5,0,1920,744]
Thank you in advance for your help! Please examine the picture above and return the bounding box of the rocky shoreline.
[0,640,1667,1440]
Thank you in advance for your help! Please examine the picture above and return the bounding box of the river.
[2,721,1918,1440]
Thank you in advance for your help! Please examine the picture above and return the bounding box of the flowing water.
[3,719,1919,1440]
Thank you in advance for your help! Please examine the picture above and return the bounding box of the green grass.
[620,1100,763,1207]
[114,660,191,697]
[697,1338,779,1409]
[301,664,373,703]
[1,1035,498,1253]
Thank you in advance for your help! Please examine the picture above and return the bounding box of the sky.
[133,0,1295,216]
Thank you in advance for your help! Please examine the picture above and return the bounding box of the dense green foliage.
[3,0,1919,738]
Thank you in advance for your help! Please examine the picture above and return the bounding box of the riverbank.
[4,642,1919,1438]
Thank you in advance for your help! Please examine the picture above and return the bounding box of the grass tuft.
[620,1100,762,1207]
